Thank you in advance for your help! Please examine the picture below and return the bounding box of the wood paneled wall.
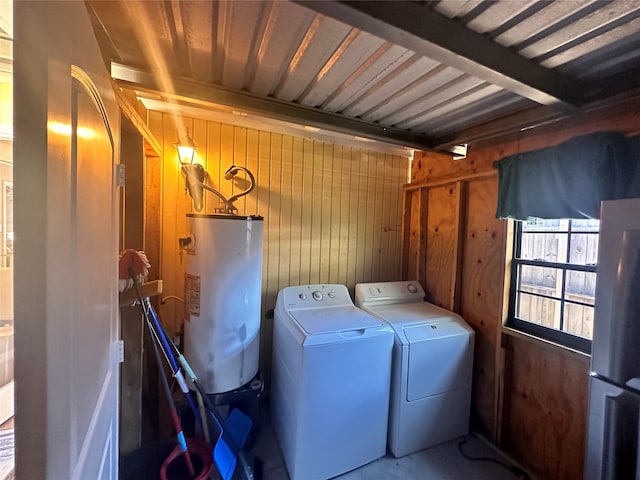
[405,98,640,478]
[146,111,409,384]
[459,177,506,439]
[404,174,505,440]
[502,337,589,480]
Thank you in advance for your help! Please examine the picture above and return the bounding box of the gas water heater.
[183,213,264,394]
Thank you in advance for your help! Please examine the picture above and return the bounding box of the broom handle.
[150,315,242,453]
[145,316,196,477]
[146,300,203,429]
[145,295,257,480]
[128,270,195,477]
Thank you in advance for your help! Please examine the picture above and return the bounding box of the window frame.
[507,220,594,354]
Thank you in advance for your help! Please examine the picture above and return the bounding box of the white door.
[14,2,121,479]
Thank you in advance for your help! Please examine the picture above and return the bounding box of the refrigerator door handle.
[591,372,640,396]
[586,376,640,480]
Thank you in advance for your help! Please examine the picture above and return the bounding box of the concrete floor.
[251,405,527,480]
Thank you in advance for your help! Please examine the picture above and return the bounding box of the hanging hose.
[160,437,213,480]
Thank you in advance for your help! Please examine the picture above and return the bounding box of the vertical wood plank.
[319,142,332,284]
[257,130,272,383]
[371,152,384,281]
[424,183,458,309]
[278,134,292,288]
[233,127,248,214]
[418,187,429,288]
[460,177,506,441]
[406,189,420,280]
[401,188,412,280]
[309,140,322,284]
[246,129,260,215]
[379,154,391,280]
[191,118,209,211]
[218,124,235,207]
[357,150,371,282]
[300,139,313,285]
[365,151,377,282]
[205,122,222,214]
[452,181,466,313]
[144,113,162,268]
[159,113,176,334]
[332,144,346,285]
[268,133,282,294]
[288,136,302,288]
[346,147,359,289]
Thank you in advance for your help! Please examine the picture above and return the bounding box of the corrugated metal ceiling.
[87,0,640,153]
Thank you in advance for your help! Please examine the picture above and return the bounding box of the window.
[508,218,598,353]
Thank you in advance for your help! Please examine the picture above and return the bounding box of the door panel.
[14,2,120,479]
[69,74,119,480]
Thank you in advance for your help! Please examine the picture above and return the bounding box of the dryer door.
[404,321,472,402]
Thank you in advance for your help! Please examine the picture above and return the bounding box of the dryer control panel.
[280,284,352,309]
[355,281,425,307]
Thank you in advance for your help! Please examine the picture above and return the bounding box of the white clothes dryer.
[355,281,474,458]
[271,284,394,480]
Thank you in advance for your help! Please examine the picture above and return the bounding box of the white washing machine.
[271,284,394,480]
[355,280,474,458]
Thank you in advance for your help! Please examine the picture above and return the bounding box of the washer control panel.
[282,284,352,309]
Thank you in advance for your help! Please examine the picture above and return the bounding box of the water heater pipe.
[181,164,256,214]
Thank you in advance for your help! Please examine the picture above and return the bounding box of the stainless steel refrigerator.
[585,198,640,479]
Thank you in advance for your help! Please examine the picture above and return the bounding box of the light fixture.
[175,131,257,215]
[174,130,198,165]
[450,144,468,161]
[175,131,205,211]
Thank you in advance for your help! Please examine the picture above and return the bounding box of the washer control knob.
[327,291,336,299]
[312,291,323,301]
[298,293,307,301]
[407,284,418,294]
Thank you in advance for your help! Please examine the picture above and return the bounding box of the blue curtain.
[494,132,640,220]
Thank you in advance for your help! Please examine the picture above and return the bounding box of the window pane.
[569,233,598,265]
[564,303,594,339]
[519,264,562,293]
[565,270,596,302]
[521,233,565,262]
[516,292,561,329]
[511,219,597,351]
[571,219,599,232]
[523,218,568,231]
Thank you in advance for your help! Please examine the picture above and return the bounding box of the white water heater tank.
[183,214,263,394]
